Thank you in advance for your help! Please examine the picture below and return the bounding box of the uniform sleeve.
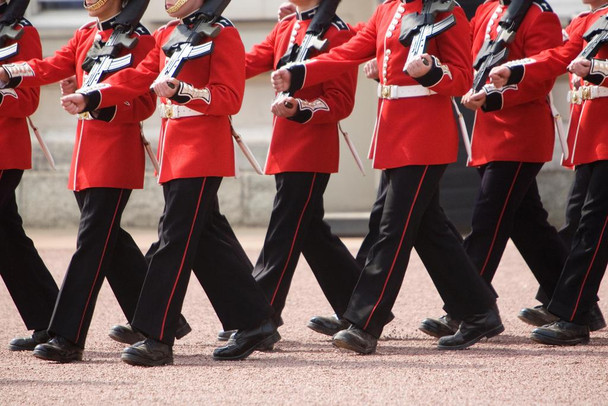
[288,9,379,91]
[506,19,586,86]
[414,7,473,96]
[482,10,563,111]
[171,26,245,116]
[245,23,279,79]
[91,35,158,123]
[289,29,357,124]
[3,29,79,88]
[83,29,164,111]
[0,25,41,117]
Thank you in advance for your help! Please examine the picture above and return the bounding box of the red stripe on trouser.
[479,162,522,276]
[570,215,608,320]
[270,173,317,305]
[160,178,206,341]
[363,166,428,330]
[75,190,124,342]
[0,170,3,180]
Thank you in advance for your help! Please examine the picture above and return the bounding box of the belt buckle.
[581,86,592,101]
[78,112,91,120]
[569,91,580,105]
[381,85,392,99]
[163,104,173,119]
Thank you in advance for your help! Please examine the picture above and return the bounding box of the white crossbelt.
[377,84,437,99]
[158,103,204,119]
[567,85,608,104]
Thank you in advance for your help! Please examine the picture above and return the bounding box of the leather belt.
[568,85,608,104]
[377,84,437,99]
[159,103,204,119]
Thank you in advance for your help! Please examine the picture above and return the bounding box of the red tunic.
[507,5,608,168]
[86,16,245,183]
[245,9,357,174]
[293,0,473,169]
[0,19,40,170]
[6,18,156,191]
[468,0,562,166]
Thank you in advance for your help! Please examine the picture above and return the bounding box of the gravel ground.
[1,228,607,405]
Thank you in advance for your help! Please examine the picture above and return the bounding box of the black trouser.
[253,172,361,324]
[548,160,608,324]
[536,165,593,304]
[357,171,463,266]
[0,169,58,331]
[463,162,567,304]
[345,165,496,338]
[132,177,273,345]
[48,187,147,348]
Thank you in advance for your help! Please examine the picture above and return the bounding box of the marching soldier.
[272,0,503,353]
[0,0,59,352]
[490,0,608,345]
[0,0,195,363]
[419,0,599,339]
[228,0,362,341]
[61,0,279,365]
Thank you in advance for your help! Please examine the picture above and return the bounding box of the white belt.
[158,103,204,119]
[568,86,608,104]
[377,84,437,99]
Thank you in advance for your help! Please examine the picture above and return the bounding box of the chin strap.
[165,0,189,14]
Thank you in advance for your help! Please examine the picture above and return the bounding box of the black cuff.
[169,81,190,104]
[584,72,605,86]
[286,64,306,93]
[6,76,21,88]
[413,57,444,87]
[287,105,313,124]
[481,90,503,112]
[90,106,117,122]
[506,66,524,85]
[83,90,101,112]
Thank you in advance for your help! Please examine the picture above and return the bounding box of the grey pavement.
[1,227,607,405]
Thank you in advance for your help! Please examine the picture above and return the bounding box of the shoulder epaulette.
[331,15,349,31]
[532,0,553,13]
[17,18,31,27]
[133,23,150,36]
[78,21,97,31]
[215,17,234,28]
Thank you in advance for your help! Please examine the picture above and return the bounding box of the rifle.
[0,0,30,57]
[276,0,365,176]
[399,0,456,72]
[276,0,341,70]
[471,0,532,92]
[153,0,230,85]
[578,15,608,60]
[79,0,150,90]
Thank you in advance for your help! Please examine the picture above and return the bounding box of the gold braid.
[83,0,111,12]
[166,0,189,14]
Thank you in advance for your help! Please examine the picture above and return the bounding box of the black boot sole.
[175,322,192,340]
[307,320,343,337]
[437,324,505,350]
[33,348,83,363]
[418,321,457,339]
[8,342,37,352]
[530,332,590,346]
[213,331,281,361]
[217,330,236,342]
[517,310,558,327]
[332,336,377,355]
[121,351,174,367]
[108,330,145,345]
